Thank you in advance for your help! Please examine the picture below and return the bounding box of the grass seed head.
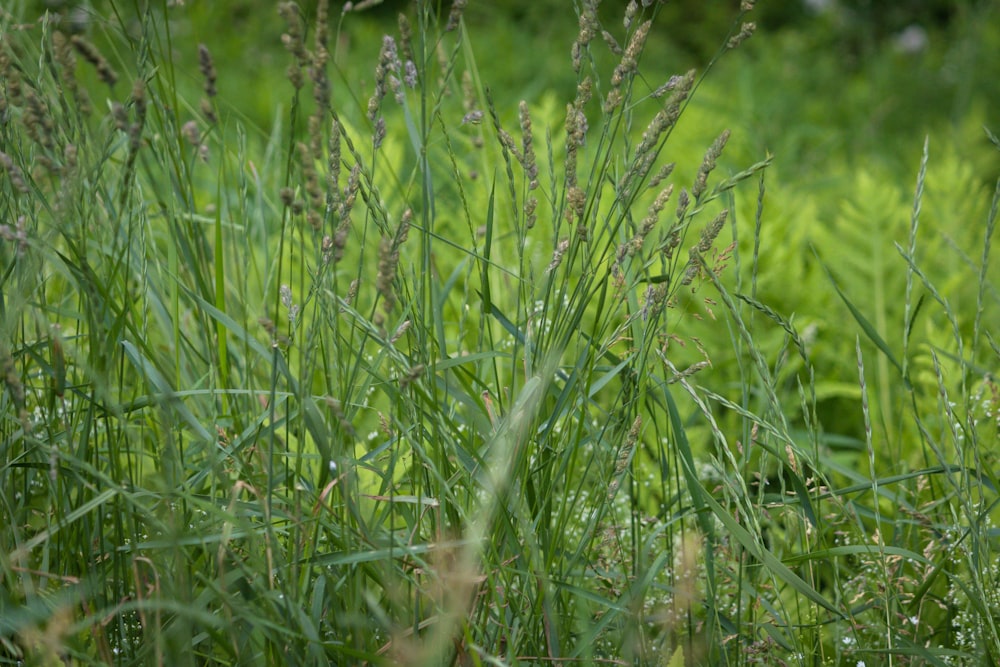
[71,35,117,86]
[603,87,622,114]
[524,196,538,229]
[297,143,324,228]
[630,183,674,253]
[445,0,468,32]
[602,30,622,56]
[728,22,757,50]
[131,78,147,122]
[675,187,690,221]
[546,238,570,273]
[391,320,411,344]
[572,77,593,119]
[129,80,147,156]
[375,209,412,319]
[279,2,309,88]
[24,90,56,156]
[338,163,361,219]
[518,100,538,187]
[0,152,29,194]
[648,161,675,189]
[332,220,351,263]
[278,3,309,65]
[321,234,334,264]
[692,129,731,200]
[0,45,21,111]
[567,186,586,221]
[368,35,400,121]
[404,60,417,89]
[198,96,216,127]
[315,0,330,58]
[111,102,128,132]
[61,143,77,177]
[53,31,91,116]
[461,70,477,113]
[400,364,424,390]
[572,0,601,72]
[0,215,29,256]
[311,65,331,117]
[398,13,414,63]
[624,1,639,30]
[611,19,650,88]
[698,208,729,253]
[198,44,217,97]
[681,208,729,286]
[614,416,642,475]
[373,116,386,150]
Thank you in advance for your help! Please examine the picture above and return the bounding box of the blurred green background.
[31,0,1000,174]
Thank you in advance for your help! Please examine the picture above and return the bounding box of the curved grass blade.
[813,247,910,390]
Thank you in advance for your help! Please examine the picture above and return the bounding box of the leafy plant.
[1,0,999,666]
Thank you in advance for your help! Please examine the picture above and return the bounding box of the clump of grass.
[1,1,998,666]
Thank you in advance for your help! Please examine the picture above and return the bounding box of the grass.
[1,1,999,665]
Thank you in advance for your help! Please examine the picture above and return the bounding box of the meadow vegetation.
[1,0,999,665]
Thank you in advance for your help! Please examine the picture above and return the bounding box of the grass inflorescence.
[0,1,998,666]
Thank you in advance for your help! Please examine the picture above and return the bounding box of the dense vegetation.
[1,0,999,665]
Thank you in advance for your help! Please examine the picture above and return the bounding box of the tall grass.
[1,1,998,665]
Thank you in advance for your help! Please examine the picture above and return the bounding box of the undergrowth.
[1,1,998,666]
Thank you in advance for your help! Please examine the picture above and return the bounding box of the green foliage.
[0,1,999,666]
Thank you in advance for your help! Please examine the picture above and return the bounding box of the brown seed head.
[546,238,570,273]
[0,45,19,104]
[200,97,217,125]
[131,79,147,121]
[445,0,468,32]
[692,130,730,200]
[397,14,415,64]
[71,35,117,86]
[315,0,330,58]
[0,152,29,194]
[53,31,92,116]
[524,196,538,229]
[23,90,56,154]
[624,1,639,30]
[572,0,600,72]
[601,30,622,56]
[611,19,650,88]
[111,102,128,132]
[648,162,675,190]
[675,188,690,218]
[697,208,729,253]
[518,100,538,186]
[327,119,342,202]
[298,142,323,212]
[198,44,217,97]
[278,3,310,65]
[567,186,586,219]
[367,35,400,121]
[728,22,756,50]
